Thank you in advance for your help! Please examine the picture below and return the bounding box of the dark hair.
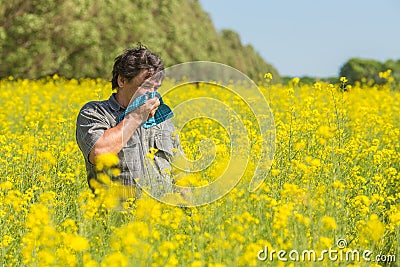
[111,44,164,89]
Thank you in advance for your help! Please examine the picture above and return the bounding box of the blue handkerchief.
[116,92,174,128]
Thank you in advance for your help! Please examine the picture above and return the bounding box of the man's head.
[111,44,165,90]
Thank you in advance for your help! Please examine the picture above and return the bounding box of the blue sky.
[198,0,400,77]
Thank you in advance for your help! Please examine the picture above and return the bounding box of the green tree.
[0,0,280,83]
[339,58,385,84]
[384,59,400,81]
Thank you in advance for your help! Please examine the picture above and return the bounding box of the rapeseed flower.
[1,76,399,266]
[95,153,119,171]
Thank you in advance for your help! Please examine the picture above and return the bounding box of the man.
[76,45,183,199]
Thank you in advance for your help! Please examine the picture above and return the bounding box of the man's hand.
[127,87,160,123]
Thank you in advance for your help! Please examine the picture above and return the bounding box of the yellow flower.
[354,195,370,207]
[95,153,119,171]
[61,218,78,233]
[190,261,204,267]
[97,173,112,185]
[317,125,334,138]
[270,169,281,176]
[37,249,55,265]
[111,167,121,176]
[332,180,345,192]
[264,72,273,80]
[291,77,300,85]
[389,212,400,226]
[1,235,13,248]
[359,214,385,245]
[39,191,56,205]
[238,243,262,266]
[318,236,334,248]
[313,82,322,90]
[65,234,90,252]
[101,252,128,267]
[378,69,392,79]
[2,73,400,266]
[0,181,13,191]
[321,216,338,231]
[294,141,306,151]
[83,253,98,267]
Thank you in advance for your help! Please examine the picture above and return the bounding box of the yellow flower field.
[0,73,399,266]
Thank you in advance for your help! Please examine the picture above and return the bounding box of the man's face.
[121,69,162,95]
[139,77,162,92]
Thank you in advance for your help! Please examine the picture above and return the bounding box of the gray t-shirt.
[76,93,183,197]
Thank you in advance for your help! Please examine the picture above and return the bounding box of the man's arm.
[89,96,160,164]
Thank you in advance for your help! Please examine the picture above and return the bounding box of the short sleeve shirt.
[76,93,183,197]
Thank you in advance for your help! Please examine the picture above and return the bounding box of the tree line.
[339,58,400,85]
[283,58,400,87]
[1,1,398,87]
[0,0,280,82]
